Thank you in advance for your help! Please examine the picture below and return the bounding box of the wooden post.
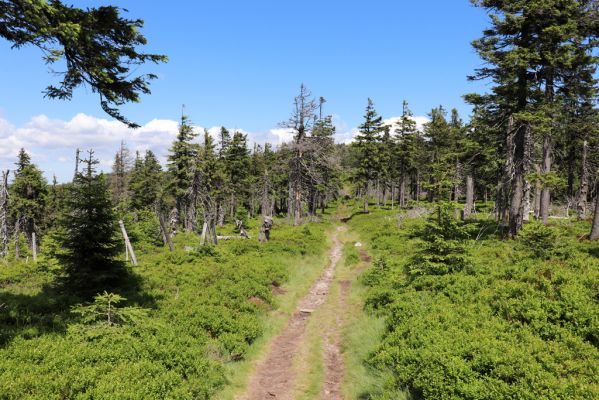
[118,220,137,265]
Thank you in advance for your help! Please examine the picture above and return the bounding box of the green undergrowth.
[0,216,330,399]
[348,205,599,400]
[338,228,390,400]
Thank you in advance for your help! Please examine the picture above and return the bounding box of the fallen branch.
[217,235,248,240]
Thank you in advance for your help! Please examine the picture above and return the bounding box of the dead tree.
[259,216,273,242]
[576,140,589,220]
[281,84,318,226]
[169,207,179,238]
[0,170,8,257]
[235,219,250,238]
[118,220,137,265]
[155,203,174,251]
[539,134,552,224]
[591,178,599,241]
[463,174,474,219]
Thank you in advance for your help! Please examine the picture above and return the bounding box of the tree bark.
[31,231,37,262]
[119,220,137,265]
[463,174,474,219]
[539,134,552,224]
[508,118,527,238]
[0,170,8,258]
[157,211,174,251]
[577,141,589,220]
[399,173,406,208]
[364,182,369,213]
[590,181,599,240]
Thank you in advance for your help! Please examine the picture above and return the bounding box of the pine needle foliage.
[55,151,126,298]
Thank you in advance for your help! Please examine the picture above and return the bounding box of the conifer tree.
[56,150,125,298]
[10,148,47,253]
[282,84,318,225]
[393,101,419,206]
[423,106,456,202]
[129,150,163,210]
[353,98,385,213]
[167,114,199,230]
[310,114,338,214]
[110,141,132,212]
[469,0,598,236]
[225,131,250,218]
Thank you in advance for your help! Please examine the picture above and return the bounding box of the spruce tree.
[393,101,419,206]
[56,151,125,298]
[10,148,47,251]
[225,131,250,218]
[110,141,132,213]
[129,150,162,210]
[353,98,385,213]
[167,114,199,229]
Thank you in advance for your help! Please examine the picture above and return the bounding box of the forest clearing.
[1,0,598,399]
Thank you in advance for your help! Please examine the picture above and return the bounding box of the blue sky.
[0,0,490,181]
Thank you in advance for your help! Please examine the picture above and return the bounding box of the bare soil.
[238,226,345,400]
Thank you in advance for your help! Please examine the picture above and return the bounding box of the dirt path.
[319,277,349,399]
[238,226,346,400]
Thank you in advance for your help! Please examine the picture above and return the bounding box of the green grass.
[337,228,391,400]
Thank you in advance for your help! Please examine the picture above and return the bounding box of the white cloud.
[335,115,430,144]
[0,112,431,182]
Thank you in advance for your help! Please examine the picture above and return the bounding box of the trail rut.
[238,226,345,400]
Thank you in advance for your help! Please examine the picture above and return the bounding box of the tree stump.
[259,217,273,242]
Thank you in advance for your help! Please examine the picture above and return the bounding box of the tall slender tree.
[353,98,385,213]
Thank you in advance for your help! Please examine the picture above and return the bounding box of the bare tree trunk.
[169,207,179,238]
[539,134,552,224]
[259,216,273,242]
[119,220,137,265]
[399,173,406,208]
[294,185,302,225]
[454,159,461,201]
[415,171,421,201]
[31,231,37,262]
[261,174,271,217]
[463,174,474,219]
[217,201,225,227]
[0,170,8,257]
[577,141,589,220]
[364,182,369,213]
[522,126,533,222]
[508,118,528,238]
[499,116,514,230]
[157,211,175,251]
[590,181,599,240]
[14,220,20,260]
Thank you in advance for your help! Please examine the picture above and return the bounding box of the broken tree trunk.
[463,174,474,220]
[0,170,8,257]
[259,216,273,243]
[14,220,20,260]
[118,220,137,265]
[31,231,37,262]
[539,134,552,224]
[157,211,175,251]
[577,141,589,220]
[235,219,250,239]
[590,181,599,241]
